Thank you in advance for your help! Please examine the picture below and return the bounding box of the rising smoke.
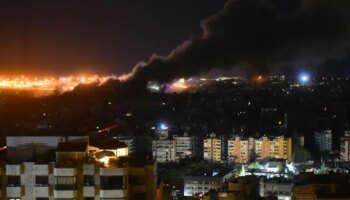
[123,0,350,86]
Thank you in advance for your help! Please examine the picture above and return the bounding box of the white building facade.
[340,131,350,162]
[314,130,332,152]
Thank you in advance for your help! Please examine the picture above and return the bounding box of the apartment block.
[203,133,222,162]
[228,136,253,164]
[1,136,157,200]
[152,139,176,163]
[173,134,197,159]
[227,135,292,164]
[314,130,332,152]
[340,131,350,162]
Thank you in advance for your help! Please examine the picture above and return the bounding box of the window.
[7,176,20,186]
[100,176,124,190]
[55,176,76,190]
[36,176,49,186]
[83,175,95,186]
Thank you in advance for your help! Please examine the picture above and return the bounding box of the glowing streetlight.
[159,123,168,130]
[298,72,311,84]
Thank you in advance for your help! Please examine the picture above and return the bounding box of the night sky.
[0,0,226,76]
[0,0,350,79]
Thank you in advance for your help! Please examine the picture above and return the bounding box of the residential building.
[173,134,197,159]
[255,135,273,160]
[183,168,234,196]
[273,136,292,160]
[152,139,176,163]
[340,131,350,162]
[114,135,136,154]
[227,136,252,164]
[259,177,293,200]
[314,130,332,152]
[203,133,221,162]
[229,135,293,163]
[1,136,157,200]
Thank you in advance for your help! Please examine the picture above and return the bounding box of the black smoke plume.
[123,0,350,86]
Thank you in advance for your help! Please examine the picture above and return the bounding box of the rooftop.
[97,139,128,150]
[56,141,88,152]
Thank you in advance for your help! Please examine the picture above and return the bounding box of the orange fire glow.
[167,78,189,93]
[0,75,117,95]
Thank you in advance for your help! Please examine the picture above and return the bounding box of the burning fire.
[166,78,189,93]
[0,75,117,95]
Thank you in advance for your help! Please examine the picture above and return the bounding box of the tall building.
[259,177,293,200]
[173,134,197,159]
[255,135,273,160]
[152,139,177,163]
[273,136,292,160]
[228,135,292,163]
[227,136,252,164]
[220,135,228,162]
[155,124,169,140]
[340,131,350,162]
[113,135,136,154]
[314,130,332,152]
[2,136,157,200]
[203,133,222,162]
[183,168,234,196]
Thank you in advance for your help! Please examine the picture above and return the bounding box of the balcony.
[83,164,96,175]
[6,165,21,175]
[55,184,77,190]
[7,186,23,197]
[34,185,50,197]
[100,189,127,198]
[54,167,77,176]
[54,185,77,198]
[34,164,50,175]
[100,167,126,176]
[83,186,97,197]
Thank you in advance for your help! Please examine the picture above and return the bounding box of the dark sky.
[0,0,226,76]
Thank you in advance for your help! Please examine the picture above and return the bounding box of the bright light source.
[298,72,311,84]
[99,156,110,166]
[160,123,168,130]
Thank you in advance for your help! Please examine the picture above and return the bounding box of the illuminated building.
[152,139,177,163]
[314,130,332,152]
[183,168,234,197]
[259,178,293,200]
[173,134,197,159]
[203,133,222,162]
[255,135,273,160]
[255,136,292,161]
[152,123,178,163]
[227,136,253,164]
[340,131,350,162]
[273,136,292,160]
[155,124,169,140]
[2,136,157,200]
[114,136,136,154]
[224,135,293,164]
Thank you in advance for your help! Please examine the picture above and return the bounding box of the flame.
[0,75,117,95]
[167,78,189,93]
